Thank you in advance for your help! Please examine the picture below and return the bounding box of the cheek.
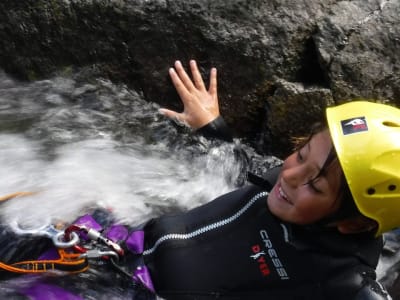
[295,192,338,223]
[295,196,322,221]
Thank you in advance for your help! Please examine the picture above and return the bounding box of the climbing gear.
[0,192,88,274]
[64,215,155,292]
[0,215,140,280]
[81,249,119,260]
[0,193,115,274]
[326,101,400,236]
[1,220,87,274]
[10,221,80,249]
[64,223,124,256]
[0,191,155,293]
[0,249,89,274]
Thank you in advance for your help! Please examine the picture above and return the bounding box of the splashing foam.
[0,134,237,229]
[0,71,239,232]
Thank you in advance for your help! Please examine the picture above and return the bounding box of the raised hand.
[159,60,220,129]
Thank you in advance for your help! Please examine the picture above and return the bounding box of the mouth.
[275,183,293,205]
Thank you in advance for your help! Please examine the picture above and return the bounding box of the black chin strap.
[247,172,274,191]
[246,165,282,192]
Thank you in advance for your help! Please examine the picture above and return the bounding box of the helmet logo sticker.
[341,117,368,135]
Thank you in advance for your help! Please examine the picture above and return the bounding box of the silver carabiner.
[51,229,80,249]
[9,220,80,249]
[79,249,119,260]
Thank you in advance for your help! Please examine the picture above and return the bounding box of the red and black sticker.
[341,117,368,135]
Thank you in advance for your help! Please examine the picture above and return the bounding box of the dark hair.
[293,122,361,224]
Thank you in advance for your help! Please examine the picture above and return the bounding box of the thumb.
[159,108,189,127]
[159,108,181,120]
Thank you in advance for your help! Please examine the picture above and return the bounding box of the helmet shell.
[326,101,400,236]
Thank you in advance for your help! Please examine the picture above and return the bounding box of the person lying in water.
[0,60,398,300]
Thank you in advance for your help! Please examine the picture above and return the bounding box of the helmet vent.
[382,121,400,127]
[388,184,397,191]
[367,188,376,195]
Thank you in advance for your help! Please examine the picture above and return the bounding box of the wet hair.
[292,122,361,224]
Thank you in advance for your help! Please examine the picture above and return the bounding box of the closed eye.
[297,146,306,162]
[305,178,323,194]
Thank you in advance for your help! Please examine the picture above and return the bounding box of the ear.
[336,216,378,234]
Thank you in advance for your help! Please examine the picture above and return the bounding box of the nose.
[281,166,302,188]
[280,156,306,188]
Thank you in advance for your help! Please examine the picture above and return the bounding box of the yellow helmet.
[326,101,400,236]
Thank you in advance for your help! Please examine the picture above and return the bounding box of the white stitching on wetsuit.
[143,191,269,256]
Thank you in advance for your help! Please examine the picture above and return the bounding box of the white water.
[0,135,238,227]
[0,70,242,230]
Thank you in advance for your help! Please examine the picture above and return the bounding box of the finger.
[190,60,206,90]
[169,67,192,102]
[174,61,196,91]
[209,67,218,97]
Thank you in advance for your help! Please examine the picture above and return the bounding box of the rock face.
[0,0,399,158]
[315,0,400,103]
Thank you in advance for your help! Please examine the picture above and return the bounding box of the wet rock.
[314,0,400,105]
[257,79,333,156]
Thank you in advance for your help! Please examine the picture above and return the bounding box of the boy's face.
[268,129,342,224]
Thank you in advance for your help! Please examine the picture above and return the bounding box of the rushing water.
[0,69,398,298]
[0,70,247,228]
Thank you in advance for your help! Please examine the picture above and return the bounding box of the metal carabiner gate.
[9,220,80,249]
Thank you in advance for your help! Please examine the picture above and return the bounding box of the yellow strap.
[0,191,36,202]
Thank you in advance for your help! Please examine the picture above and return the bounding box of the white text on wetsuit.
[251,229,290,280]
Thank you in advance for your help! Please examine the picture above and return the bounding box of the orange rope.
[0,249,89,274]
[0,191,36,202]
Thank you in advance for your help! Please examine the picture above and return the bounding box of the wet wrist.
[196,116,233,142]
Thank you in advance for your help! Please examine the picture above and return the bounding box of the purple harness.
[21,214,154,300]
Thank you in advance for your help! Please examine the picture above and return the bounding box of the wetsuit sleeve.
[196,116,233,142]
[322,264,391,300]
[354,280,391,300]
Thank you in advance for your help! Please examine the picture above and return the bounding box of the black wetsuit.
[143,184,387,300]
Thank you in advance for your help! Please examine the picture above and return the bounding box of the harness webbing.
[0,249,89,274]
